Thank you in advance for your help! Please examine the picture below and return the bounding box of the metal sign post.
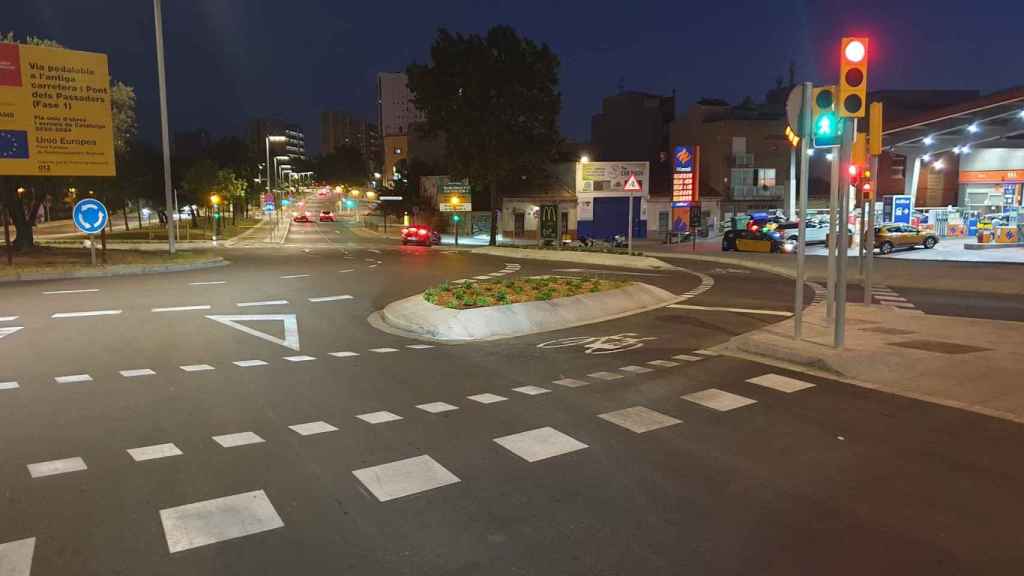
[794,82,813,338]
[624,173,642,253]
[73,199,109,267]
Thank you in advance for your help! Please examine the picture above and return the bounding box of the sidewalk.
[719,303,1024,424]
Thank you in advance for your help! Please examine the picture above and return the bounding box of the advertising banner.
[540,204,558,240]
[0,42,115,176]
[672,145,700,205]
[892,195,912,225]
[439,181,471,212]
[577,161,649,195]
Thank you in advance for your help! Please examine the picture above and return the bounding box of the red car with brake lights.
[319,210,335,222]
[293,213,311,223]
[401,225,441,246]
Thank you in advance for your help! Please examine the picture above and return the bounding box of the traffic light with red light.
[839,37,868,117]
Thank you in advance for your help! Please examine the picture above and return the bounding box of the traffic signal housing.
[839,37,868,117]
[812,85,841,148]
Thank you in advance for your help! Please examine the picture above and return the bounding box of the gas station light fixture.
[967,122,979,133]
[923,135,934,146]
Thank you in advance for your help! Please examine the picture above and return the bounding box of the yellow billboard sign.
[0,42,116,176]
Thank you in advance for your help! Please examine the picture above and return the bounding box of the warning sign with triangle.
[623,173,641,191]
[206,315,300,351]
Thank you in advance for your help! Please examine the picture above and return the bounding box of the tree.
[407,26,561,245]
[181,159,218,221]
[0,33,137,249]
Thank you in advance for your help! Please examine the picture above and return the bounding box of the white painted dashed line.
[588,371,624,381]
[512,385,550,396]
[55,374,92,384]
[212,431,265,447]
[647,360,679,367]
[189,281,226,286]
[553,378,589,388]
[338,269,355,273]
[357,411,403,424]
[51,309,122,318]
[747,373,816,393]
[42,288,99,295]
[1,381,19,390]
[417,402,459,414]
[27,456,87,478]
[407,344,434,349]
[289,421,338,436]
[0,537,35,576]
[152,305,211,312]
[233,360,268,367]
[370,347,398,353]
[283,355,316,362]
[160,490,284,553]
[308,295,353,302]
[127,443,183,462]
[329,351,359,358]
[467,393,507,404]
[120,369,156,378]
[620,365,654,374]
[180,364,215,372]
[694,349,719,356]
[0,316,19,322]
[672,354,703,362]
[280,274,311,279]
[236,300,288,307]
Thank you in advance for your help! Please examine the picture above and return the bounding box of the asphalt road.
[2,199,1023,575]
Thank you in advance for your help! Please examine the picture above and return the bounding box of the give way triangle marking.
[0,326,24,340]
[0,537,35,576]
[206,314,300,351]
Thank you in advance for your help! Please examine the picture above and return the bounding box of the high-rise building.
[249,118,306,161]
[321,111,380,170]
[377,72,423,138]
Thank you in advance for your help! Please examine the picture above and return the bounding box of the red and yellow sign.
[0,42,115,176]
[959,170,1024,184]
[672,145,700,205]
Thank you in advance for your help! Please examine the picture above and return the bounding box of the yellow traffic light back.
[839,37,868,117]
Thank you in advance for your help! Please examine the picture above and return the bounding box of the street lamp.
[265,136,287,232]
[580,154,590,163]
[366,191,376,200]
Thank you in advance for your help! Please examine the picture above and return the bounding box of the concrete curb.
[0,257,229,283]
[472,246,677,271]
[374,281,681,342]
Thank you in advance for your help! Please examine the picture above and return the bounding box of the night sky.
[6,0,1022,154]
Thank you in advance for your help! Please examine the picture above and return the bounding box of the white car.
[775,221,855,245]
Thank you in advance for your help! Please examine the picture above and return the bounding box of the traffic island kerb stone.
[472,246,677,271]
[372,281,681,342]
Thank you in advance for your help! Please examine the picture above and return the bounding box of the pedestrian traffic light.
[839,37,868,118]
[811,86,841,148]
[453,214,461,222]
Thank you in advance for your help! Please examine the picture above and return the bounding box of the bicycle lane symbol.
[536,333,657,355]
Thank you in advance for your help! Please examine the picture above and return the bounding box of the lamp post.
[266,136,287,234]
[153,0,176,254]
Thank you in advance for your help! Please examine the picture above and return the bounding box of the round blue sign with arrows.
[72,198,109,235]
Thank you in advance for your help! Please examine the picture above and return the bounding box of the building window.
[757,168,776,189]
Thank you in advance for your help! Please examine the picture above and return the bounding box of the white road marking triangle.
[206,314,300,351]
[0,326,24,340]
[0,537,35,576]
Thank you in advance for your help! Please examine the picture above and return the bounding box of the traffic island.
[371,277,679,341]
[472,246,677,271]
[0,247,227,283]
[717,302,1024,424]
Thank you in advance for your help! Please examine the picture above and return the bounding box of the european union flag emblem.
[0,130,30,159]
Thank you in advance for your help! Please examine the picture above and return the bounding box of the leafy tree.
[0,33,137,249]
[407,26,561,245]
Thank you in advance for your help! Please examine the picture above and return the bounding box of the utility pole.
[153,0,176,254]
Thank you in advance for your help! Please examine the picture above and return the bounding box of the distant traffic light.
[812,86,841,148]
[452,214,462,222]
[839,37,869,117]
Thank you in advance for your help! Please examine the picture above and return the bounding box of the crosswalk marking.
[747,373,816,393]
[620,365,654,374]
[672,354,703,362]
[512,385,550,396]
[647,360,679,368]
[352,455,461,502]
[27,456,87,478]
[467,393,507,404]
[416,402,459,414]
[329,351,359,358]
[212,432,265,448]
[588,371,624,381]
[553,378,589,388]
[493,426,588,463]
[370,347,399,353]
[160,490,284,553]
[127,443,183,462]
[283,355,316,362]
[233,360,268,367]
[598,406,682,433]
[407,344,434,349]
[55,374,92,384]
[1,381,20,390]
[694,349,719,356]
[120,369,156,378]
[682,388,757,411]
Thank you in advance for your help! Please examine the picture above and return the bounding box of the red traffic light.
[848,165,859,177]
[844,40,866,63]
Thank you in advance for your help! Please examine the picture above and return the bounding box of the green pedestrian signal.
[452,214,461,222]
[813,110,842,148]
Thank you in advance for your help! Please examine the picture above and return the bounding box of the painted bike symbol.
[537,333,656,354]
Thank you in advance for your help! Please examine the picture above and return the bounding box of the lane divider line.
[236,300,288,307]
[308,295,353,302]
[43,289,99,295]
[152,305,211,313]
[51,310,122,318]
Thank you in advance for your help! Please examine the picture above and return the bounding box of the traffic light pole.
[864,154,878,305]
[834,118,856,348]
[826,150,839,322]
[793,82,812,339]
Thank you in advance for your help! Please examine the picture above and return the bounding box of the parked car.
[319,210,335,222]
[722,229,788,253]
[401,225,442,246]
[871,224,938,254]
